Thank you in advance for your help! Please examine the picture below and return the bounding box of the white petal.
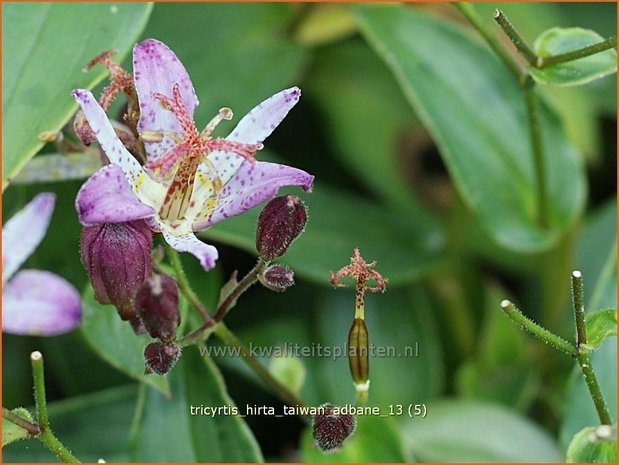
[160,224,219,271]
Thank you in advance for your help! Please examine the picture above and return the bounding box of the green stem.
[538,36,617,68]
[213,258,268,321]
[2,407,40,436]
[569,271,612,425]
[523,75,548,228]
[167,244,212,322]
[493,9,537,66]
[30,352,80,463]
[500,300,577,357]
[176,259,268,347]
[571,271,587,346]
[455,3,521,80]
[214,323,310,420]
[577,352,612,425]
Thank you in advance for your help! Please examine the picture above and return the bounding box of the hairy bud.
[260,265,295,292]
[80,220,152,322]
[256,195,307,260]
[144,341,181,375]
[135,272,180,342]
[312,403,356,452]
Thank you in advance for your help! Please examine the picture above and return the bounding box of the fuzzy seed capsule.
[260,265,295,292]
[143,341,181,375]
[312,403,356,452]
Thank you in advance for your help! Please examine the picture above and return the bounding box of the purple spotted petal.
[227,87,301,145]
[72,89,145,184]
[195,161,314,230]
[161,228,219,271]
[2,193,55,283]
[2,269,81,336]
[133,38,198,162]
[76,164,155,226]
[209,87,303,185]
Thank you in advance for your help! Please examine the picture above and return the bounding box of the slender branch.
[30,352,81,463]
[214,322,310,420]
[523,75,548,228]
[500,300,577,357]
[213,258,268,322]
[569,271,612,425]
[571,271,587,346]
[493,9,537,66]
[166,244,213,323]
[538,36,617,68]
[455,3,521,80]
[176,259,268,347]
[2,407,40,436]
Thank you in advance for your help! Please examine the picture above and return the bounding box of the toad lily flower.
[73,39,314,270]
[2,193,81,335]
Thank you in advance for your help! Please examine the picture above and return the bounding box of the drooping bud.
[259,265,295,292]
[143,341,181,375]
[312,403,356,453]
[256,195,307,260]
[80,220,152,322]
[135,272,180,342]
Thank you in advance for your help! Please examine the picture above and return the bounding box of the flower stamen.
[84,50,133,111]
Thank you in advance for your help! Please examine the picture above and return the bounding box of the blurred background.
[3,2,616,462]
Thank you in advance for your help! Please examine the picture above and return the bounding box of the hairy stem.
[538,36,617,68]
[500,300,577,357]
[493,9,537,66]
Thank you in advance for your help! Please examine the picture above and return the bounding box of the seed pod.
[143,341,181,375]
[348,318,369,387]
[260,265,295,292]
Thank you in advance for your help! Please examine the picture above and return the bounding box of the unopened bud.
[256,195,307,260]
[260,265,295,292]
[348,318,369,387]
[312,403,356,452]
[80,220,152,322]
[144,341,181,375]
[74,110,97,145]
[135,272,180,342]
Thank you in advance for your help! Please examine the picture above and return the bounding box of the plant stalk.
[493,9,537,66]
[2,407,40,436]
[537,36,617,68]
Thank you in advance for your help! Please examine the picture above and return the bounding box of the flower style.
[2,193,81,335]
[73,39,314,270]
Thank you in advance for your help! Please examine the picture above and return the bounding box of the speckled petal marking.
[194,161,314,231]
[76,165,156,226]
[160,224,219,270]
[2,193,55,283]
[133,39,198,163]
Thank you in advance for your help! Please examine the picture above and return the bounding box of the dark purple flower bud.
[312,403,356,453]
[144,341,181,375]
[259,265,295,292]
[129,316,147,335]
[135,272,180,342]
[73,110,97,145]
[80,220,152,321]
[256,195,307,260]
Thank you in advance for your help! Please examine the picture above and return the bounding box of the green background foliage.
[3,2,616,463]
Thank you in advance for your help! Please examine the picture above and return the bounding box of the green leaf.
[354,4,586,253]
[402,400,562,462]
[2,408,34,446]
[2,2,152,190]
[80,288,170,396]
[301,415,407,462]
[269,354,306,395]
[205,181,444,286]
[530,28,617,87]
[3,385,137,462]
[585,309,617,350]
[566,425,617,463]
[131,347,262,462]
